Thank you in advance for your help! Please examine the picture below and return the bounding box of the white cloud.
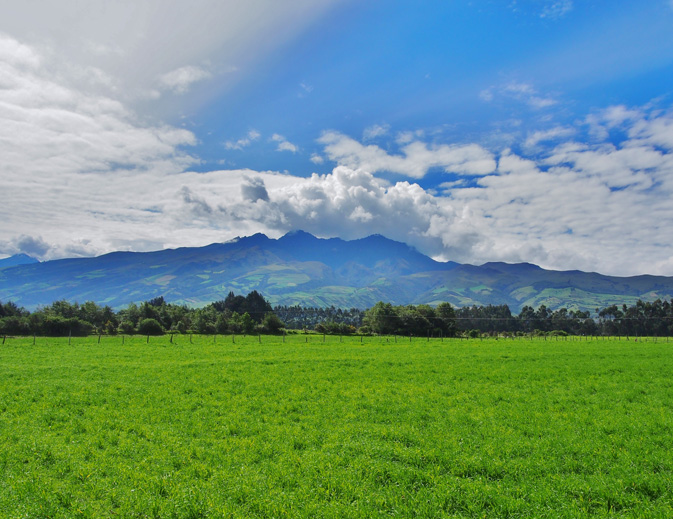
[363,124,390,140]
[310,153,325,164]
[203,107,673,276]
[0,1,344,115]
[158,65,212,94]
[505,82,557,109]
[225,130,261,150]
[271,134,299,153]
[210,166,478,259]
[525,126,575,148]
[481,81,557,110]
[319,131,496,178]
[396,130,425,144]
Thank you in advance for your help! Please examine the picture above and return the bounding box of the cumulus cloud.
[319,131,496,178]
[271,134,298,153]
[209,166,480,260]
[241,176,270,202]
[194,106,673,276]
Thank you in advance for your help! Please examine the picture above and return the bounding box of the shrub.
[262,313,285,334]
[137,318,164,336]
[118,321,136,335]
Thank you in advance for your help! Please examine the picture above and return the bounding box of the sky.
[2,0,673,276]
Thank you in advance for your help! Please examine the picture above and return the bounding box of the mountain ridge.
[1,231,672,312]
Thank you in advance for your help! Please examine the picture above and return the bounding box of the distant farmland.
[1,335,672,517]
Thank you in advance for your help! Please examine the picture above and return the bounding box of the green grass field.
[1,335,672,518]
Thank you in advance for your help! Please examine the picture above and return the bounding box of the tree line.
[0,291,283,336]
[2,294,673,337]
[273,305,364,332]
[456,301,673,337]
[360,300,673,337]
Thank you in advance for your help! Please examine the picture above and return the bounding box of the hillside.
[1,231,672,312]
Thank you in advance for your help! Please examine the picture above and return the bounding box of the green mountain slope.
[1,232,672,312]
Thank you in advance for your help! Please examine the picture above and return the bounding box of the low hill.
[1,231,672,312]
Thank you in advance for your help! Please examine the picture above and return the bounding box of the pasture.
[0,334,672,518]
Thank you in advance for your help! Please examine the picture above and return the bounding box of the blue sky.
[2,0,673,276]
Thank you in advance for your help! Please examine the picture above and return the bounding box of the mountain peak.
[279,230,319,243]
[0,254,39,269]
[235,233,271,246]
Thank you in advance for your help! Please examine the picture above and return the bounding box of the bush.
[118,321,135,335]
[137,318,164,336]
[262,313,285,334]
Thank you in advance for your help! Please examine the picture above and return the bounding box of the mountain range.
[1,230,672,313]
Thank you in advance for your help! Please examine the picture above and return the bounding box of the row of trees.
[0,292,284,336]
[453,300,673,336]
[454,305,596,336]
[335,300,673,337]
[274,305,364,330]
[362,302,457,337]
[2,295,673,337]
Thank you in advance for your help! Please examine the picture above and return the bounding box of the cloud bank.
[1,9,673,279]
